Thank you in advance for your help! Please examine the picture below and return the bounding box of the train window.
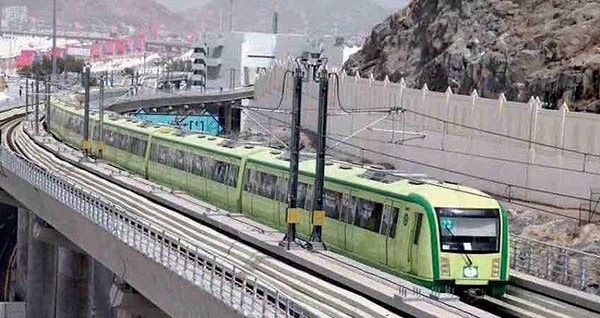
[106,130,115,147]
[323,190,342,219]
[380,206,399,237]
[91,123,99,140]
[297,183,307,209]
[114,132,126,151]
[275,177,288,202]
[244,169,258,193]
[190,154,205,176]
[167,148,185,170]
[211,161,228,184]
[341,195,356,224]
[150,144,168,165]
[304,184,314,210]
[262,173,278,199]
[130,137,147,156]
[226,165,239,187]
[436,208,500,253]
[204,157,215,176]
[76,118,84,134]
[413,214,423,244]
[354,199,383,233]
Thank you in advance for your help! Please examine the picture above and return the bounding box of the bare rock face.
[344,0,600,110]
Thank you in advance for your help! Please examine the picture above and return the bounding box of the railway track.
[478,284,600,318]
[2,106,504,318]
[10,105,600,318]
[3,115,402,317]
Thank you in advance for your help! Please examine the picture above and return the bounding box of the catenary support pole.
[25,77,28,118]
[282,65,303,250]
[46,77,51,131]
[310,68,329,247]
[83,66,91,157]
[34,73,39,135]
[98,76,105,159]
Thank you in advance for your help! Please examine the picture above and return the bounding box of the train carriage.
[48,99,86,148]
[97,117,156,176]
[48,97,509,298]
[244,150,509,296]
[146,134,266,210]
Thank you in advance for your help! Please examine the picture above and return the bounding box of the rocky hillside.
[194,0,390,36]
[344,0,600,110]
[10,0,191,34]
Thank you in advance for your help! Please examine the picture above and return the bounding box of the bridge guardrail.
[510,235,600,294]
[0,147,316,318]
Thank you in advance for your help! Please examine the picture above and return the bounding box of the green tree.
[18,56,85,76]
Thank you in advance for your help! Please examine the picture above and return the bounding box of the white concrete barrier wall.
[252,62,600,209]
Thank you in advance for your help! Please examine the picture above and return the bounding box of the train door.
[401,207,416,271]
[275,175,288,228]
[384,204,401,269]
[342,194,357,253]
[411,213,424,276]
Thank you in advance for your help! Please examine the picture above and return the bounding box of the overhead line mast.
[281,50,329,250]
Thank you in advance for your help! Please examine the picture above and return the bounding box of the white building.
[1,6,28,29]
[191,31,347,91]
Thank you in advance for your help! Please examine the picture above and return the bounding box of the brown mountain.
[344,0,600,111]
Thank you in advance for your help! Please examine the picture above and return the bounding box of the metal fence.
[510,235,600,294]
[0,147,316,318]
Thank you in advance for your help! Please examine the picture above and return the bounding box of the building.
[191,31,346,91]
[1,6,28,29]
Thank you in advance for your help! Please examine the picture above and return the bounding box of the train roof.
[54,97,268,158]
[151,132,270,159]
[247,150,499,209]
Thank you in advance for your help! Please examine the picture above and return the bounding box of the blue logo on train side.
[132,108,223,135]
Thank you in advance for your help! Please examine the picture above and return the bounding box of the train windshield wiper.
[444,224,473,266]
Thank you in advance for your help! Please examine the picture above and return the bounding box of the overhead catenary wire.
[247,70,294,112]
[330,73,391,114]
[243,107,599,223]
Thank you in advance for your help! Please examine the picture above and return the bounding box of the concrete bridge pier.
[56,247,92,318]
[26,213,57,318]
[13,208,29,301]
[31,218,93,318]
[93,260,116,318]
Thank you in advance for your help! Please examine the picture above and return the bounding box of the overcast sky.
[158,0,409,11]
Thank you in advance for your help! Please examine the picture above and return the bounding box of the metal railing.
[510,235,600,294]
[0,147,316,318]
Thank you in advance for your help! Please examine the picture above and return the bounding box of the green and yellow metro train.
[47,96,509,297]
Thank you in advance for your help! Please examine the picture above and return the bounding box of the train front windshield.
[436,208,500,253]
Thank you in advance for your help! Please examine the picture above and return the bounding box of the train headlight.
[441,257,450,277]
[492,258,500,277]
[463,266,478,278]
